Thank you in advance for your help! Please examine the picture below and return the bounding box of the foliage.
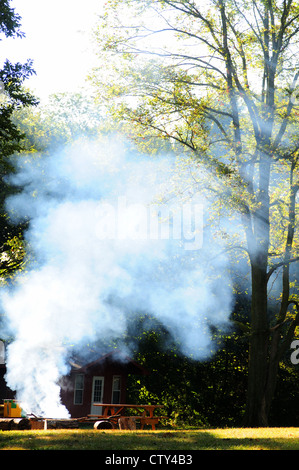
[0,1,38,282]
[12,92,104,153]
[125,295,299,427]
[125,306,249,427]
[0,235,27,280]
[0,0,38,156]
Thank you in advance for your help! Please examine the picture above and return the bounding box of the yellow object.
[3,399,22,418]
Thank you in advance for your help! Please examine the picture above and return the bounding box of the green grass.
[0,427,299,450]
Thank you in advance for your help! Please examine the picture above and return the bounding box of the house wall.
[60,362,128,418]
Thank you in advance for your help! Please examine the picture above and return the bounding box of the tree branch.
[267,256,299,281]
[273,72,299,149]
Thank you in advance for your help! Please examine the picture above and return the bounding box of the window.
[74,374,84,405]
[0,341,4,365]
[112,376,121,404]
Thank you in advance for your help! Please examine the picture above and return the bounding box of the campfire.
[0,399,81,430]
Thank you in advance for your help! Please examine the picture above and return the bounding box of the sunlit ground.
[0,428,299,450]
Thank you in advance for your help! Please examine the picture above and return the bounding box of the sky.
[2,0,102,101]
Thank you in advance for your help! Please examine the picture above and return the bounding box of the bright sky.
[2,0,102,101]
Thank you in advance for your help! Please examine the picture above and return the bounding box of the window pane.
[112,391,120,404]
[112,376,121,404]
[75,374,84,389]
[74,374,84,405]
[74,389,83,405]
[113,377,121,391]
[93,379,103,402]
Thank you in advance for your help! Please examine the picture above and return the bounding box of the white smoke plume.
[1,135,233,417]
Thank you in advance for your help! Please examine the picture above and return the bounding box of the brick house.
[60,350,148,418]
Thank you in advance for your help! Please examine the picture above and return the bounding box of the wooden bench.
[140,416,168,430]
[90,404,167,431]
[118,415,168,430]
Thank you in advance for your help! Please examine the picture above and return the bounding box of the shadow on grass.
[0,429,298,450]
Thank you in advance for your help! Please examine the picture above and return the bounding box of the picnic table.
[89,403,166,430]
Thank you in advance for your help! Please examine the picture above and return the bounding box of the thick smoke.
[1,136,233,417]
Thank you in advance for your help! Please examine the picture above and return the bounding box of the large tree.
[91,0,299,426]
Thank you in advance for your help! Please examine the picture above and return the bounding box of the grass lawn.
[0,427,299,450]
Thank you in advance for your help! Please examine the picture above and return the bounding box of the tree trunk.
[243,156,271,427]
[264,329,281,420]
[243,262,270,426]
